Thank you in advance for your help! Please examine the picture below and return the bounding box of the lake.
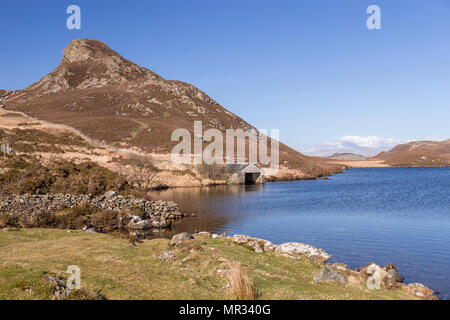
[149,167,450,299]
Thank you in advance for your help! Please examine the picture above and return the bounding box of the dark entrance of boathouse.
[228,163,264,185]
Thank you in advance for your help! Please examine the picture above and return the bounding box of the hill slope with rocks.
[0,39,340,179]
[372,140,450,167]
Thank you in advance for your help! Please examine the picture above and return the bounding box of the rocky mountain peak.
[25,39,160,94]
[62,39,120,63]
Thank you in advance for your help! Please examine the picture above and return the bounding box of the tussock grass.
[227,262,257,300]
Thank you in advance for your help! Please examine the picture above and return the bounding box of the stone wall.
[0,191,188,232]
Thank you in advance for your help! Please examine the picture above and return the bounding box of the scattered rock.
[83,226,96,233]
[216,269,231,278]
[275,242,331,263]
[153,251,175,261]
[405,283,436,299]
[194,231,212,239]
[360,263,387,279]
[314,265,347,284]
[359,263,388,284]
[43,274,71,300]
[231,234,250,244]
[229,235,276,253]
[151,218,171,228]
[129,220,151,230]
[329,263,348,271]
[170,232,193,246]
[103,190,118,199]
[247,239,264,253]
[384,264,404,288]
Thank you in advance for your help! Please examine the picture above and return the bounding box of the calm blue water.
[150,168,450,299]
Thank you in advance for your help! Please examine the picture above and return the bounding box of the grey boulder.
[314,265,347,284]
[170,232,193,246]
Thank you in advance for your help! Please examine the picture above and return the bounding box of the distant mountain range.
[328,153,367,161]
[371,140,450,167]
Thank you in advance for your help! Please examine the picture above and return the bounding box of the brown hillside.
[0,39,340,176]
[372,140,450,167]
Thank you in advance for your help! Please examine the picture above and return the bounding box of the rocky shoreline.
[167,231,437,300]
[0,192,437,300]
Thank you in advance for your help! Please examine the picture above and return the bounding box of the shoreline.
[330,160,450,169]
[191,231,437,300]
[0,227,437,300]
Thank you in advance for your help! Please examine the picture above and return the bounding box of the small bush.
[196,163,229,183]
[0,214,19,228]
[89,210,120,233]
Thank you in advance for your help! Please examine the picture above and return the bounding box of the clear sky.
[1,0,449,155]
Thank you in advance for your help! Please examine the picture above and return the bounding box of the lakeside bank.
[0,228,435,300]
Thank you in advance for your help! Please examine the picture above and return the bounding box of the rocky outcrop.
[314,265,347,284]
[229,234,277,253]
[357,262,406,289]
[384,263,405,288]
[170,232,193,245]
[275,242,332,263]
[195,231,436,299]
[404,283,435,299]
[354,262,436,299]
[227,234,330,262]
[43,274,72,300]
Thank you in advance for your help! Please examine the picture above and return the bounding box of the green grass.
[0,229,417,300]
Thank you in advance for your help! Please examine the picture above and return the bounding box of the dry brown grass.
[330,160,390,168]
[227,262,257,300]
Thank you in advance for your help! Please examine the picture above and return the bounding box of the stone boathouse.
[228,163,264,185]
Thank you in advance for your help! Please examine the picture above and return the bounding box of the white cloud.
[334,136,402,149]
[299,136,406,157]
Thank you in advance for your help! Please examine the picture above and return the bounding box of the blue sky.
[1,0,449,155]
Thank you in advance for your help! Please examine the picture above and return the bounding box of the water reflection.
[147,184,264,238]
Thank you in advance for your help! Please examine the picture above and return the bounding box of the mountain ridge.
[0,39,341,177]
[371,140,450,167]
[328,153,367,161]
